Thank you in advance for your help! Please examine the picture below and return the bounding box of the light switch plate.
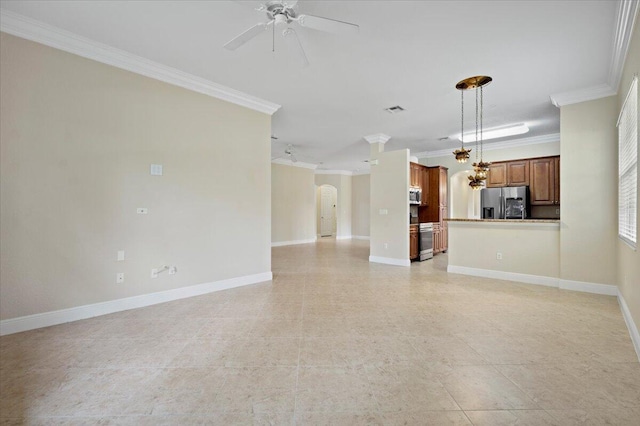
[117,250,125,261]
[150,164,163,176]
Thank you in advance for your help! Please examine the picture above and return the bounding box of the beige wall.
[448,222,560,279]
[315,174,352,238]
[0,34,272,320]
[370,150,410,263]
[351,174,370,238]
[560,96,618,287]
[271,164,316,244]
[617,15,640,334]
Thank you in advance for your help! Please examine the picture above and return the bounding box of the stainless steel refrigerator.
[481,186,529,219]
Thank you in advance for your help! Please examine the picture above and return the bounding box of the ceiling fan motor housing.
[266,1,296,24]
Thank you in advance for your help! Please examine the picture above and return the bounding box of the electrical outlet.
[116,273,124,283]
[151,268,158,278]
[137,208,148,215]
[169,266,177,275]
[496,252,503,260]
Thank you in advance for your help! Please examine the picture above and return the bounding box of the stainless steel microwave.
[409,187,421,205]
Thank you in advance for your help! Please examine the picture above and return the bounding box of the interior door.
[320,186,335,237]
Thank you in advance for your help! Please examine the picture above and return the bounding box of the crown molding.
[0,10,281,115]
[609,0,639,92]
[271,158,318,169]
[549,83,616,108]
[549,0,638,107]
[364,133,391,144]
[352,170,371,176]
[315,169,353,176]
[414,133,560,159]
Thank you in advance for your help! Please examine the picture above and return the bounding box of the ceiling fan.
[224,0,359,66]
[284,144,297,162]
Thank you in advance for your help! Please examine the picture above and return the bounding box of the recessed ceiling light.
[459,123,529,142]
[384,105,405,114]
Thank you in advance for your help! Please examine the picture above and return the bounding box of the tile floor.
[1,238,639,425]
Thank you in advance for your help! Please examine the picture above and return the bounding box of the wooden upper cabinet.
[507,160,530,186]
[554,156,560,205]
[410,162,420,187]
[420,166,429,206]
[530,157,556,205]
[487,163,507,187]
[487,161,529,187]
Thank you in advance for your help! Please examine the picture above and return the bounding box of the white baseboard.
[271,237,317,247]
[618,293,640,362]
[336,235,352,240]
[352,236,371,240]
[0,271,272,336]
[447,265,559,287]
[369,256,410,267]
[447,265,620,297]
[559,279,618,296]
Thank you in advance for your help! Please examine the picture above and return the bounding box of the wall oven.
[419,222,433,261]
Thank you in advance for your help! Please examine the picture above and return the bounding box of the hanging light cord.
[480,84,484,162]
[475,81,479,163]
[460,90,465,150]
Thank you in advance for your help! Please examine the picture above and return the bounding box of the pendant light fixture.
[455,75,492,190]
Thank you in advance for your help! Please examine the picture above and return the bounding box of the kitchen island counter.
[445,218,559,224]
[446,218,560,287]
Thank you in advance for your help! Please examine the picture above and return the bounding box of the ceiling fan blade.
[282,28,309,67]
[224,22,269,50]
[296,14,359,34]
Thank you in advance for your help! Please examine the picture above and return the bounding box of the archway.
[450,170,481,219]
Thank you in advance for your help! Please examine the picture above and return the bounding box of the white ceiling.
[0,0,621,171]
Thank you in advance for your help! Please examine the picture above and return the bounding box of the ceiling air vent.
[384,105,405,114]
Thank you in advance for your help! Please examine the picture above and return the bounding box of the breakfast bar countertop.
[445,218,560,224]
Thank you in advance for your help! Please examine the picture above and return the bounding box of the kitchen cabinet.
[554,156,560,205]
[410,162,429,206]
[530,157,558,205]
[420,166,429,206]
[507,160,530,186]
[487,160,530,187]
[420,166,448,254]
[487,163,507,187]
[410,162,421,187]
[432,223,442,255]
[410,225,419,260]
